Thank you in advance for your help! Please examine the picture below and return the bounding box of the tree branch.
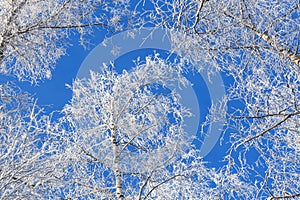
[239,114,292,147]
[143,174,184,199]
[270,193,300,200]
[224,11,300,67]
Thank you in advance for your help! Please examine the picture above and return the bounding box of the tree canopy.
[0,0,299,199]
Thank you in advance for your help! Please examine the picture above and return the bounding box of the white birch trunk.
[111,123,124,199]
[225,11,300,67]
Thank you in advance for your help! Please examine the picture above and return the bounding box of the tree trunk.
[111,124,124,199]
[224,11,300,67]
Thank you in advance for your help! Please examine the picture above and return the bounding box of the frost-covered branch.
[0,0,132,83]
[0,82,61,199]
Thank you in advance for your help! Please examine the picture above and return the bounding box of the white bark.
[110,111,124,199]
[112,128,124,199]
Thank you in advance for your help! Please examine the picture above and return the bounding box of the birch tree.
[140,0,300,198]
[49,56,253,199]
[0,1,133,197]
[57,57,193,199]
